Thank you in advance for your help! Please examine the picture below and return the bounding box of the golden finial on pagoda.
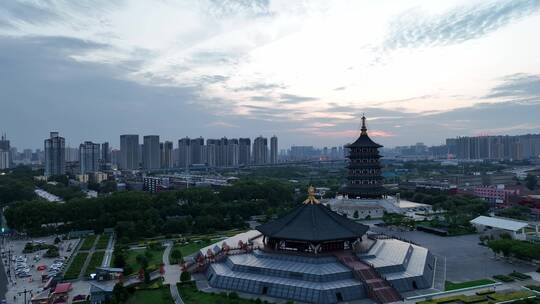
[303,186,320,204]
[360,114,367,135]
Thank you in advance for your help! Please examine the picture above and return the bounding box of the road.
[162,243,184,304]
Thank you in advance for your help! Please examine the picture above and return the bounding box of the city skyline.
[2,1,540,149]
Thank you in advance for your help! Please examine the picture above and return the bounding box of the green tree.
[144,270,151,284]
[111,283,129,303]
[113,250,126,268]
[525,174,538,191]
[180,271,191,282]
[170,249,183,264]
[136,254,149,269]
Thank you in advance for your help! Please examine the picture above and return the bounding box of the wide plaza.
[370,226,536,282]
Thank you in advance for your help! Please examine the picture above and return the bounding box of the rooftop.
[470,215,528,232]
[53,282,72,294]
[256,203,369,242]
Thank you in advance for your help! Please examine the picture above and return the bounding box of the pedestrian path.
[162,243,184,304]
[101,234,115,267]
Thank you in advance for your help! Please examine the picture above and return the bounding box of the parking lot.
[371,227,536,281]
[2,236,80,304]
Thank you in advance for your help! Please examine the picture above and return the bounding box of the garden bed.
[177,282,264,304]
[63,252,89,280]
[79,235,98,251]
[84,251,106,276]
[445,279,496,291]
[95,234,110,250]
[492,274,515,282]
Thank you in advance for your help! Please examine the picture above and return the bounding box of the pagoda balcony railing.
[347,173,384,177]
[347,176,384,185]
[259,245,357,257]
[347,163,382,168]
[347,152,382,158]
[343,184,385,190]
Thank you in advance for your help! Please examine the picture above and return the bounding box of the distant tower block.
[340,115,385,199]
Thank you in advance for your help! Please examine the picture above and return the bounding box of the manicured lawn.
[125,248,164,274]
[125,287,174,304]
[525,285,540,292]
[63,252,89,280]
[95,234,110,250]
[80,235,98,251]
[417,290,535,304]
[493,274,515,282]
[178,283,260,304]
[84,251,106,276]
[445,279,496,291]
[174,239,213,257]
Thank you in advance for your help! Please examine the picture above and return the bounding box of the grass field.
[84,251,106,276]
[95,234,110,250]
[125,248,164,274]
[418,290,534,304]
[79,235,98,251]
[178,283,260,304]
[173,239,213,257]
[125,287,174,304]
[63,252,89,280]
[445,279,496,291]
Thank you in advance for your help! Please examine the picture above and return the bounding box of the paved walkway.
[163,243,184,304]
[101,234,115,267]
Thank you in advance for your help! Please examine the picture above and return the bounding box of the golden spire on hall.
[303,186,320,205]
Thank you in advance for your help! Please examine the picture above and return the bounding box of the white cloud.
[1,0,540,146]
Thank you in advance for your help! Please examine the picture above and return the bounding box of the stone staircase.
[334,252,402,303]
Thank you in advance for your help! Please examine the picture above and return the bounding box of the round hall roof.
[256,203,369,242]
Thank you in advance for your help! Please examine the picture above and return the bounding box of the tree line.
[4,180,295,241]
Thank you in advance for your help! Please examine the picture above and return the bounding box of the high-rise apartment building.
[0,134,10,169]
[270,135,278,164]
[161,141,174,169]
[177,137,191,169]
[206,139,219,167]
[238,138,251,165]
[79,141,101,174]
[101,142,110,163]
[143,135,161,170]
[190,137,205,165]
[0,151,8,169]
[22,149,32,163]
[44,132,65,176]
[227,138,239,167]
[111,149,121,167]
[253,136,268,164]
[120,134,139,170]
[65,147,79,162]
[448,134,540,160]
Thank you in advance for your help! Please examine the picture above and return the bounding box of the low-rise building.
[143,176,169,193]
[471,216,528,240]
[473,185,521,204]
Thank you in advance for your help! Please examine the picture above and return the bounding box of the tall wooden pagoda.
[341,115,385,199]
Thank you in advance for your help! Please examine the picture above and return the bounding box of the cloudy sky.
[1,0,540,150]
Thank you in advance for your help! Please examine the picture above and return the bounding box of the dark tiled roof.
[345,133,382,148]
[256,203,369,242]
